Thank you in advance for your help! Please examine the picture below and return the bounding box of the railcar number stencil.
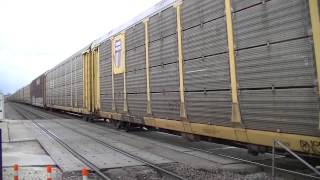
[300,140,320,154]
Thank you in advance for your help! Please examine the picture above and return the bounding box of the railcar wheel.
[116,121,122,129]
[83,116,89,122]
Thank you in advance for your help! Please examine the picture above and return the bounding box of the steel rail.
[11,103,112,180]
[24,102,320,180]
[32,121,112,180]
[53,120,187,180]
[187,146,320,180]
[272,140,320,179]
[13,103,187,180]
[24,103,319,180]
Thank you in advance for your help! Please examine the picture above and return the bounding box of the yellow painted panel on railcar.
[99,111,320,155]
[112,33,126,75]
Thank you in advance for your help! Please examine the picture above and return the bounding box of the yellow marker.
[225,0,241,123]
[144,18,152,115]
[82,52,88,111]
[94,48,101,111]
[174,0,187,119]
[309,0,320,94]
[110,38,116,111]
[308,0,320,129]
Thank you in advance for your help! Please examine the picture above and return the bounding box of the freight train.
[9,0,320,156]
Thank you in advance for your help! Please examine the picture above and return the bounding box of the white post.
[0,93,4,120]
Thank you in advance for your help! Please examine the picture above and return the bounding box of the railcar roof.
[92,0,175,47]
[42,0,175,76]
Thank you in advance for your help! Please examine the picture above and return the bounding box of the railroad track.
[186,146,320,180]
[11,103,187,180]
[11,103,112,180]
[12,103,320,179]
[56,116,320,179]
[40,107,318,180]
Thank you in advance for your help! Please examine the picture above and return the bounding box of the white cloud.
[0,0,160,94]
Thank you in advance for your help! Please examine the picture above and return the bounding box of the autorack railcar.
[30,74,46,107]
[9,0,320,156]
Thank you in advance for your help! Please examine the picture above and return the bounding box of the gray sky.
[0,0,159,94]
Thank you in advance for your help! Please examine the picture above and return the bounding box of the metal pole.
[276,140,320,176]
[0,93,4,120]
[272,140,275,180]
[0,129,2,180]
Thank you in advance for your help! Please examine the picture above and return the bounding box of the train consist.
[9,0,320,156]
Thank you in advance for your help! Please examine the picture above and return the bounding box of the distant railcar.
[45,46,90,113]
[22,85,31,104]
[30,74,46,107]
[10,84,31,104]
[10,0,320,156]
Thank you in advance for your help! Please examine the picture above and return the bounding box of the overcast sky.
[0,0,160,94]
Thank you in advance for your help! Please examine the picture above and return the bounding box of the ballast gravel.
[62,162,279,180]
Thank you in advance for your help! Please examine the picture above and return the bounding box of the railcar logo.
[112,33,125,74]
[115,40,121,68]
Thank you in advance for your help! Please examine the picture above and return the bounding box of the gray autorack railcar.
[94,0,320,156]
[9,0,320,156]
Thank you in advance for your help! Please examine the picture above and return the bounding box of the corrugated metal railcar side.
[23,84,31,104]
[30,74,46,107]
[96,0,320,156]
[45,48,86,113]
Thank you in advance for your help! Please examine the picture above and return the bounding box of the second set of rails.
[10,103,320,179]
[11,103,186,180]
